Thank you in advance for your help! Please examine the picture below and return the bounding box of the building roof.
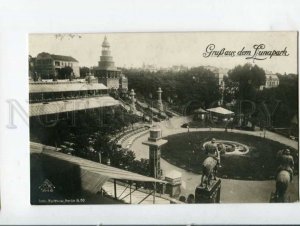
[36,52,78,62]
[30,96,119,116]
[51,54,79,62]
[30,82,108,93]
[266,74,279,80]
[30,142,166,184]
[206,107,234,115]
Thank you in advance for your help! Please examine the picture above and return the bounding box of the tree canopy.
[227,63,266,100]
[80,67,90,77]
[58,66,73,79]
[124,66,221,113]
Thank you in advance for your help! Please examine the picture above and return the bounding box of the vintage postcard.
[29,32,298,204]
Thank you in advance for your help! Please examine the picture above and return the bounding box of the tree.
[256,73,298,128]
[129,159,150,176]
[58,66,73,79]
[227,63,266,100]
[80,67,90,77]
[124,66,221,113]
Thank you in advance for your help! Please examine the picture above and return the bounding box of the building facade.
[34,52,80,79]
[29,80,119,117]
[261,73,280,89]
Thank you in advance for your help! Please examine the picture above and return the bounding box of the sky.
[29,32,298,74]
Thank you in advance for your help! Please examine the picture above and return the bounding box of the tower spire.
[102,35,110,47]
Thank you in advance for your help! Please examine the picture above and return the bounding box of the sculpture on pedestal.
[272,149,294,202]
[200,156,218,189]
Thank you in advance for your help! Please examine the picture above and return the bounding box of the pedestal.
[195,179,221,203]
[142,127,168,179]
[165,170,182,198]
[269,192,290,203]
[166,183,181,198]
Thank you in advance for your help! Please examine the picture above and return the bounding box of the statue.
[200,156,218,189]
[205,138,222,167]
[276,149,294,182]
[275,170,290,202]
[273,149,294,202]
[200,138,225,189]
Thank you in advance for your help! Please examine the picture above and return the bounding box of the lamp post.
[129,89,136,114]
[157,87,164,112]
[98,151,102,163]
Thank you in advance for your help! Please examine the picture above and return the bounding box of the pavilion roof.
[30,82,107,93]
[30,96,119,116]
[194,107,207,113]
[206,106,234,115]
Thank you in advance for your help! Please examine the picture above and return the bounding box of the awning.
[30,82,108,93]
[30,96,120,116]
[80,168,109,193]
[30,142,166,184]
[206,107,234,115]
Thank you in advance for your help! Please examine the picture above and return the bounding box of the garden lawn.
[161,131,298,180]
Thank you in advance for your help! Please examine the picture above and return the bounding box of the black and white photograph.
[29,32,298,205]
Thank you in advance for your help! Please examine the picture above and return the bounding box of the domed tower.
[98,36,116,70]
[94,36,121,89]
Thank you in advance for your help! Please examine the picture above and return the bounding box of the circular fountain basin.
[203,140,249,155]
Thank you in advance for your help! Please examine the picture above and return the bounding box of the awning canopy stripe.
[30,142,166,184]
[30,82,108,93]
[30,96,120,116]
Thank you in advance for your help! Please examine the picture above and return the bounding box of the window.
[55,61,60,66]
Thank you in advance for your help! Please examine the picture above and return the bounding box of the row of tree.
[30,106,150,175]
[123,67,221,113]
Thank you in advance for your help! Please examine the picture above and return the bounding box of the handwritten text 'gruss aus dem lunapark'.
[203,44,289,62]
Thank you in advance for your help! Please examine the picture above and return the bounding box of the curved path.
[129,116,299,203]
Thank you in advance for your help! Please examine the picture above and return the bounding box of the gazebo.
[193,107,208,121]
[206,106,234,122]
